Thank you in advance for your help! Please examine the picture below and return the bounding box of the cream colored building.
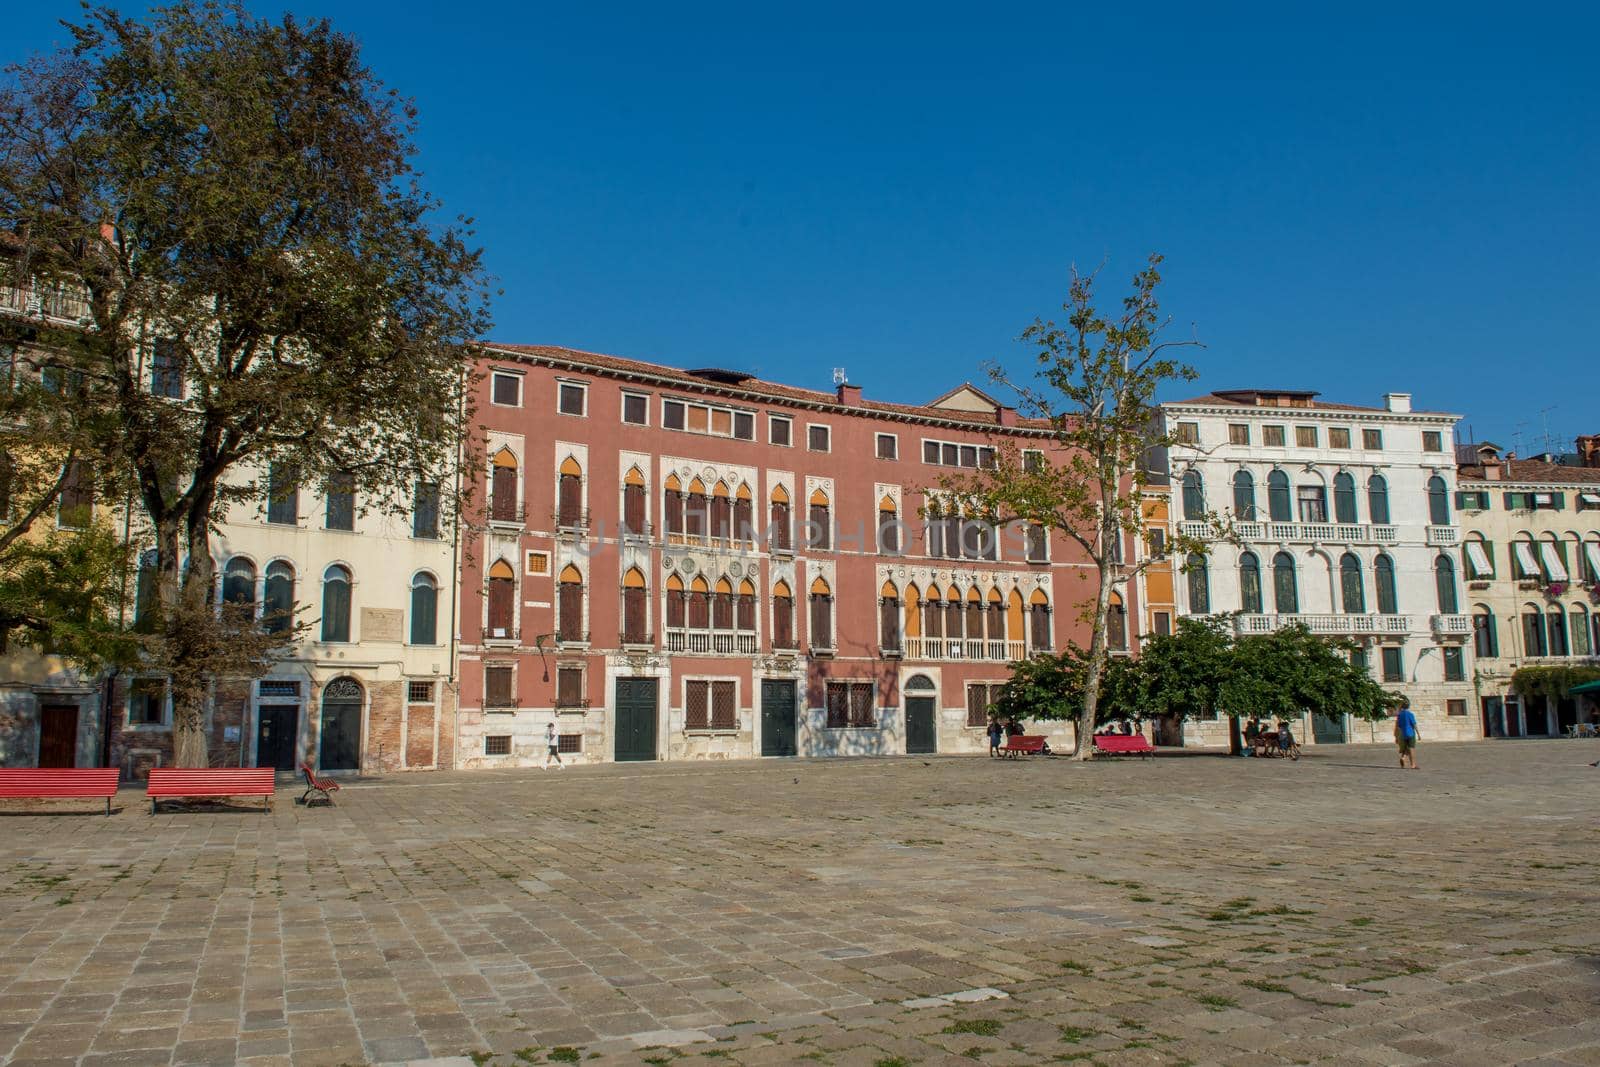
[1160,389,1478,746]
[1455,442,1600,737]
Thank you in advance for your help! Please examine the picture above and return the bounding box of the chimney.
[1482,460,1501,481]
[1383,392,1412,413]
[835,382,862,406]
[997,406,1018,427]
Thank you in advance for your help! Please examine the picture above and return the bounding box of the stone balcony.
[902,636,1027,662]
[1179,520,1400,545]
[1233,613,1413,637]
[1429,614,1472,637]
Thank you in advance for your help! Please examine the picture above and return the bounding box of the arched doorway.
[319,676,363,771]
[905,674,937,755]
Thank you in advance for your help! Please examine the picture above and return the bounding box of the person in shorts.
[987,717,1004,757]
[543,721,564,770]
[1394,698,1420,769]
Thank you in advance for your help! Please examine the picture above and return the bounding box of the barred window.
[484,735,511,755]
[826,681,876,729]
[711,681,736,729]
[685,680,709,729]
[407,680,434,704]
[558,733,583,753]
[129,678,165,725]
[966,683,1004,728]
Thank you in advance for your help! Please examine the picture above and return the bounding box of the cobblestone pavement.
[1,741,1597,1066]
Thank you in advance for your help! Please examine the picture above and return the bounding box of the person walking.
[987,717,1004,757]
[1394,699,1420,769]
[543,721,564,770]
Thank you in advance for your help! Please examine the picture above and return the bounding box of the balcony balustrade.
[901,636,1027,662]
[1233,613,1412,636]
[1429,614,1472,636]
[664,628,758,654]
[1179,520,1399,545]
[1426,526,1460,546]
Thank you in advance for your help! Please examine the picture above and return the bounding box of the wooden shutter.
[488,577,515,635]
[667,589,686,628]
[711,495,731,539]
[809,504,831,549]
[1030,604,1051,650]
[770,502,791,551]
[880,598,900,651]
[491,466,517,521]
[623,483,645,535]
[879,511,899,553]
[685,681,709,729]
[558,582,582,641]
[737,594,756,632]
[810,594,832,649]
[712,591,733,630]
[733,496,753,542]
[711,682,736,729]
[556,667,582,708]
[623,587,647,643]
[689,590,710,629]
[774,596,794,648]
[665,489,684,536]
[484,665,512,707]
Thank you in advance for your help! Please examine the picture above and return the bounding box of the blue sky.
[12,3,1598,449]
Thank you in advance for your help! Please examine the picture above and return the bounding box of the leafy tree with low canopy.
[941,254,1212,757]
[0,2,491,764]
[992,645,1138,733]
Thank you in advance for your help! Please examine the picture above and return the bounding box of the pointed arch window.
[1435,555,1459,614]
[664,473,685,540]
[223,558,257,612]
[1333,472,1358,524]
[945,586,964,641]
[809,577,833,650]
[772,579,795,649]
[264,561,295,635]
[321,564,352,643]
[1181,470,1205,519]
[1339,553,1365,614]
[1271,552,1298,614]
[622,567,648,644]
[410,572,438,645]
[487,559,517,638]
[622,467,647,536]
[1238,552,1261,614]
[685,478,709,540]
[1006,588,1024,646]
[1374,553,1398,614]
[1267,470,1292,522]
[736,578,757,632]
[687,575,711,630]
[904,584,923,642]
[879,580,901,652]
[1367,474,1391,525]
[924,584,944,639]
[1107,593,1128,651]
[733,483,753,543]
[878,495,900,555]
[1028,589,1052,651]
[710,482,732,541]
[987,587,1005,641]
[490,449,519,523]
[557,565,584,642]
[807,488,831,550]
[1427,475,1450,526]
[965,587,985,642]
[666,573,687,629]
[1188,554,1211,614]
[712,576,734,630]
[1232,470,1256,520]
[769,484,791,553]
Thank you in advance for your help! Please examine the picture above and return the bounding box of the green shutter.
[1484,540,1496,578]
[1555,540,1569,570]
[1503,492,1520,509]
[1552,492,1566,511]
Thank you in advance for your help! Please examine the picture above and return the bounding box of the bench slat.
[146,768,276,812]
[0,769,121,798]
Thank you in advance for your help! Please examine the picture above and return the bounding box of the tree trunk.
[1073,554,1116,760]
[169,498,219,767]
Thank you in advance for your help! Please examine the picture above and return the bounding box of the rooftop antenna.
[1538,405,1558,456]
[1511,422,1528,457]
[832,367,848,385]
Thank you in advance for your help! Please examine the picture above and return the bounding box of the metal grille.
[967,684,1002,728]
[848,683,875,728]
[825,682,849,729]
[259,680,301,697]
[558,733,582,753]
[407,680,434,704]
[323,676,362,700]
[685,681,709,729]
[711,681,736,730]
[484,735,511,755]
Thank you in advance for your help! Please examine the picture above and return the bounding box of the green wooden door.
[760,679,797,757]
[906,696,937,754]
[614,677,658,762]
[1311,712,1346,744]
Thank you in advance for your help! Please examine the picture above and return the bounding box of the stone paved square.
[1,740,1597,1065]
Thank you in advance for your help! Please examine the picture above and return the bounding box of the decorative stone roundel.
[680,556,698,574]
[324,676,363,701]
[662,557,674,570]
[728,561,744,577]
[702,466,717,481]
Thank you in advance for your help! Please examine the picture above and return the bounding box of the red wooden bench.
[1001,735,1048,758]
[0,768,122,815]
[299,762,340,807]
[146,768,276,814]
[1093,734,1156,758]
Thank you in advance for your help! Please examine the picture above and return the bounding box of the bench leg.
[106,797,111,816]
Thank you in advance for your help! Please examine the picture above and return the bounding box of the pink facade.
[456,345,1121,765]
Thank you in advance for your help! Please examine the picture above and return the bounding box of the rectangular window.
[1579,492,1600,512]
[1228,424,1250,446]
[259,680,301,698]
[128,678,165,725]
[1446,699,1467,717]
[959,445,978,468]
[1422,430,1443,452]
[556,667,584,708]
[150,338,185,399]
[407,680,435,704]
[526,550,549,575]
[1176,422,1199,445]
[324,471,355,531]
[1296,485,1327,523]
[660,397,754,438]
[266,464,297,525]
[1295,425,1318,448]
[413,481,441,539]
[56,460,93,529]
[557,382,587,416]
[733,411,754,440]
[1328,427,1350,449]
[1263,425,1286,447]
[876,433,898,460]
[1154,611,1172,636]
[484,665,515,708]
[663,399,686,430]
[558,733,582,753]
[1381,646,1404,682]
[711,680,736,729]
[965,683,1004,728]
[924,438,997,468]
[685,680,709,730]
[622,393,648,425]
[942,443,959,466]
[1023,449,1044,473]
[491,372,521,407]
[924,440,941,464]
[825,681,876,729]
[1465,540,1494,579]
[1456,490,1490,511]
[769,415,792,446]
[1362,428,1383,450]
[484,735,511,756]
[1442,646,1465,682]
[808,424,831,452]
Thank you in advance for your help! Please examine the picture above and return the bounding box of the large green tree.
[943,255,1212,758]
[0,2,490,764]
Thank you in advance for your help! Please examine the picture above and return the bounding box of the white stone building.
[1159,389,1477,746]
[1454,441,1600,737]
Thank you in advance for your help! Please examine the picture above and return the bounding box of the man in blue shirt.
[1394,698,1420,770]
